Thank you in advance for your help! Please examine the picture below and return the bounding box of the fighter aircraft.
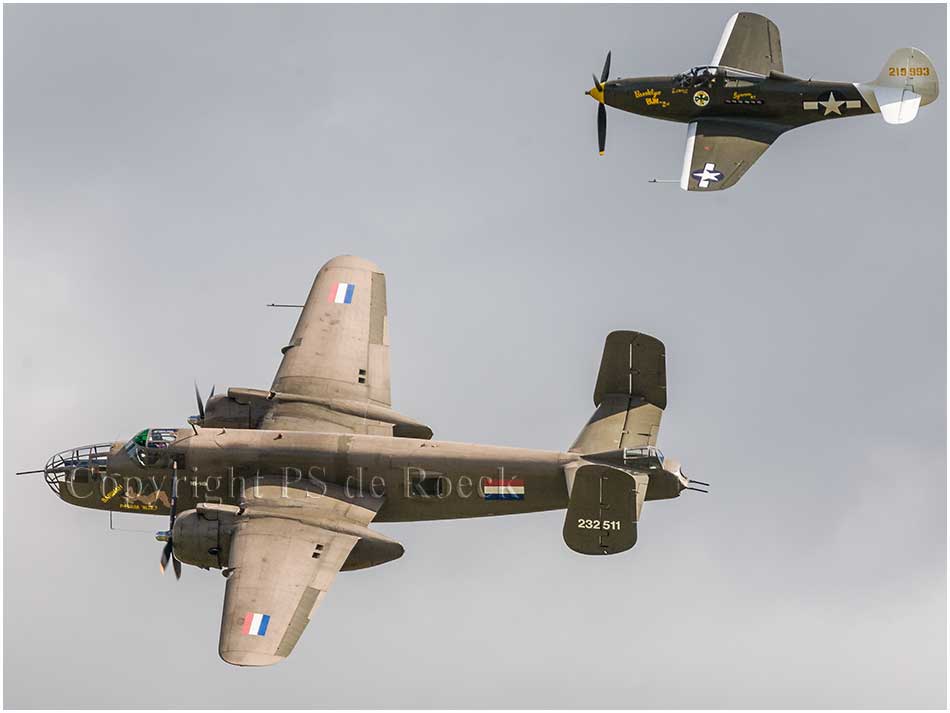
[22,255,703,666]
[585,12,940,191]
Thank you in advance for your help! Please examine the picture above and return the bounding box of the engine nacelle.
[198,393,253,429]
[172,505,236,570]
[171,502,404,572]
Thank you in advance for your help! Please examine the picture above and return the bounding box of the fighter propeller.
[585,51,611,155]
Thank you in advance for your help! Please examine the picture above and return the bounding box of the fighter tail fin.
[857,47,939,124]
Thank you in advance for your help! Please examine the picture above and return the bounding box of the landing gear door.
[562,464,648,555]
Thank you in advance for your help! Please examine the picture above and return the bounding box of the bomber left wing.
[680,119,786,192]
[199,255,432,439]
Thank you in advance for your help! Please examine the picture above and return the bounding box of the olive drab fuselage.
[54,427,686,523]
[604,69,874,128]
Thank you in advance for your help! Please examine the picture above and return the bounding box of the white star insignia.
[691,162,723,188]
[819,91,844,116]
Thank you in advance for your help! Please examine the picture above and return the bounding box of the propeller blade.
[160,541,173,574]
[597,103,607,155]
[159,460,182,577]
[194,381,206,421]
[591,73,602,93]
[600,51,611,84]
[689,479,710,487]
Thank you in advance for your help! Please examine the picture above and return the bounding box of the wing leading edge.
[680,119,786,192]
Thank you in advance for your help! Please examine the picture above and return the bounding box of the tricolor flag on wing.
[329,282,356,304]
[483,478,525,500]
[242,612,271,637]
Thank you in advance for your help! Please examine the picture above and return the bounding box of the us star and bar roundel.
[328,282,355,304]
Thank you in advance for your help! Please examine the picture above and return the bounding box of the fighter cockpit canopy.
[125,428,178,467]
[674,65,767,87]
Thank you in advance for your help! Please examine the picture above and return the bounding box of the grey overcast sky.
[4,3,946,709]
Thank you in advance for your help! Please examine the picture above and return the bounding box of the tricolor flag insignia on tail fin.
[242,612,271,637]
[329,282,356,304]
[483,479,525,500]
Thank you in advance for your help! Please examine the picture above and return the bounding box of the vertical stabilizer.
[856,47,939,124]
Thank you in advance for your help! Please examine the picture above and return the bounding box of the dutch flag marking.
[483,478,525,500]
[242,611,271,637]
[329,282,356,304]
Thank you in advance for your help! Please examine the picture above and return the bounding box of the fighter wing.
[218,516,358,666]
[680,119,786,192]
[711,12,783,75]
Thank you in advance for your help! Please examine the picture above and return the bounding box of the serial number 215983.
[576,518,623,531]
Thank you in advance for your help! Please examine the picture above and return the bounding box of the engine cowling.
[172,505,236,570]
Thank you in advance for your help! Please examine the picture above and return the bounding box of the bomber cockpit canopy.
[125,428,178,468]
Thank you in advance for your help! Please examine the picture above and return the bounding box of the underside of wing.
[712,12,783,75]
[252,255,431,437]
[680,119,786,192]
[272,255,390,405]
[218,481,402,666]
[219,516,358,666]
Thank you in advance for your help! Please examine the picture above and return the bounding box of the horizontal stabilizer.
[876,86,921,125]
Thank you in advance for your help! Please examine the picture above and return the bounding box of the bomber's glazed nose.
[43,443,114,495]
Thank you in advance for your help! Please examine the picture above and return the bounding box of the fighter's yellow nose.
[586,84,605,104]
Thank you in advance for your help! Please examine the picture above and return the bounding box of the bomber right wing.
[680,119,786,192]
[711,12,783,75]
[217,480,402,666]
[219,516,358,666]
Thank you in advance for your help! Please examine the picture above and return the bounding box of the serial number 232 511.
[576,518,623,530]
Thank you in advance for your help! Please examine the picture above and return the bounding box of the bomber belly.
[189,430,569,522]
[63,429,571,523]
[353,438,570,522]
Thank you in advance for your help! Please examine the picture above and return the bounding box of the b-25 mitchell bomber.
[24,255,704,666]
[585,12,939,191]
